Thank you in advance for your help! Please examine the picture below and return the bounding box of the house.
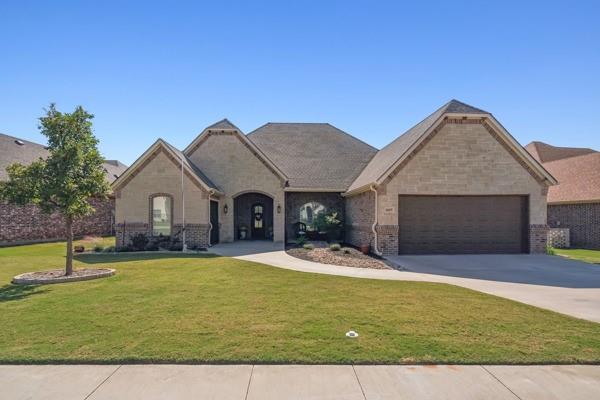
[112,100,556,255]
[0,133,128,245]
[525,141,600,248]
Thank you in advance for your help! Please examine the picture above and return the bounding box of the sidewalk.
[1,364,599,399]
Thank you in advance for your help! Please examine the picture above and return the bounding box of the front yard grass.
[1,239,600,364]
[553,248,600,264]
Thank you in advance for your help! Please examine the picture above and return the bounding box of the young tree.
[0,105,110,275]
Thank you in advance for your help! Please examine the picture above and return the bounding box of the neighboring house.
[112,100,556,255]
[525,141,600,248]
[0,133,128,245]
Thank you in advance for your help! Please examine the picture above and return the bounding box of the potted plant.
[359,244,370,255]
[239,224,248,240]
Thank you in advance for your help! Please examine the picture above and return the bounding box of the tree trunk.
[65,216,74,276]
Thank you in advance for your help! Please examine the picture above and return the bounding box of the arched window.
[151,195,172,236]
[299,202,325,231]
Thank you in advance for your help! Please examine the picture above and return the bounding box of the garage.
[398,195,529,254]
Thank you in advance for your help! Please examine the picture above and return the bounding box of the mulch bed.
[287,246,391,269]
[12,268,115,285]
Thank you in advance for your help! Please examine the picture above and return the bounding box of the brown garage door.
[398,195,528,254]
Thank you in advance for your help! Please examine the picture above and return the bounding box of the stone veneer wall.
[376,119,550,254]
[285,192,344,242]
[344,190,375,248]
[547,227,570,249]
[186,131,285,242]
[0,197,114,245]
[548,203,600,249]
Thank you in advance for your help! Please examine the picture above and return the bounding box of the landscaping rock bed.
[287,246,391,269]
[12,268,115,285]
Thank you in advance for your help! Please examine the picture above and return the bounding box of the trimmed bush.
[329,243,341,251]
[342,247,352,254]
[303,243,314,250]
[131,233,149,251]
[93,245,104,252]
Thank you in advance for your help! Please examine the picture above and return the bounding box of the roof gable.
[347,100,556,194]
[248,123,377,190]
[112,139,221,194]
[184,119,287,184]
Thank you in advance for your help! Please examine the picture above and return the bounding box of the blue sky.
[1,1,599,165]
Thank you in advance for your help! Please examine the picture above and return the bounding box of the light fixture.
[277,204,281,214]
[224,204,228,214]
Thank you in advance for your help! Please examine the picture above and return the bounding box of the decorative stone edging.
[12,268,116,285]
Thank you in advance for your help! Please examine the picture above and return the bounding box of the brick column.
[529,224,549,254]
[376,224,399,256]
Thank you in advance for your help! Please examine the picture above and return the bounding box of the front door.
[210,200,219,244]
[251,203,265,239]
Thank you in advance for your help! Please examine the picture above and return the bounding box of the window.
[299,202,325,231]
[152,196,172,235]
[253,204,263,228]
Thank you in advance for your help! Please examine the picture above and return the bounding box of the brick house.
[0,133,127,245]
[525,141,600,248]
[112,100,556,255]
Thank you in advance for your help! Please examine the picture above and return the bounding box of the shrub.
[131,233,149,251]
[342,247,352,254]
[296,235,307,246]
[329,243,341,251]
[103,246,115,253]
[546,245,556,256]
[144,242,159,251]
[93,245,104,252]
[303,243,314,250]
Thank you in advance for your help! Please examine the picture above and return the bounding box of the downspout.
[207,190,215,247]
[179,153,187,252]
[370,185,383,256]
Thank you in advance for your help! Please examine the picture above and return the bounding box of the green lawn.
[554,248,600,264]
[1,239,600,364]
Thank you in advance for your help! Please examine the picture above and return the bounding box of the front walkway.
[208,243,600,323]
[2,364,599,399]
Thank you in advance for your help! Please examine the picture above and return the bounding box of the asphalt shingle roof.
[524,141,600,203]
[525,141,596,164]
[247,123,377,191]
[347,100,484,193]
[0,133,127,183]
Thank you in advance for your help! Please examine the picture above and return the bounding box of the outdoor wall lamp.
[223,204,228,214]
[277,204,281,214]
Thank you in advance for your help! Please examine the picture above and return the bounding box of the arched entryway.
[234,192,274,240]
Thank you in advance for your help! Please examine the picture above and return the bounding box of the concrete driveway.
[387,254,600,322]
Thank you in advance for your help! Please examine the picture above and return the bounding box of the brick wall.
[548,228,570,249]
[529,224,549,253]
[345,190,375,248]
[115,222,210,248]
[548,203,600,248]
[285,192,344,242]
[0,197,114,245]
[376,224,399,255]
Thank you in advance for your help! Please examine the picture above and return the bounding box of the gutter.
[369,185,382,256]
